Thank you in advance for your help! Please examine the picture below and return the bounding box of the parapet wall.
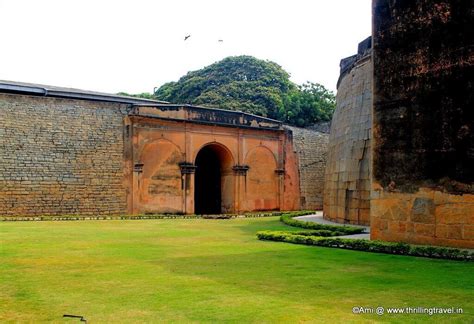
[287,126,328,210]
[372,0,474,248]
[323,38,372,225]
[0,93,128,216]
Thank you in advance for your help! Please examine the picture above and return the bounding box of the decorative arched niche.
[244,146,279,211]
[139,139,183,213]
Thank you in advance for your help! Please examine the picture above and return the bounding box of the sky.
[0,0,371,94]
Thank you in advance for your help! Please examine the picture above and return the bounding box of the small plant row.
[280,212,366,235]
[0,215,199,222]
[0,210,312,222]
[256,231,474,261]
[290,229,360,237]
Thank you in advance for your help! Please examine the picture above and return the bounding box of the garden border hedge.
[256,231,474,261]
[279,212,366,234]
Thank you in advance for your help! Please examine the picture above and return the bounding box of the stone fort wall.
[372,0,474,248]
[287,126,328,210]
[323,39,372,225]
[0,93,128,216]
[0,91,306,217]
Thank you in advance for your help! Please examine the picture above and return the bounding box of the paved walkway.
[294,212,370,240]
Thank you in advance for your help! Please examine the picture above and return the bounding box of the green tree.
[155,56,293,119]
[282,82,336,127]
[116,92,155,100]
[152,55,335,126]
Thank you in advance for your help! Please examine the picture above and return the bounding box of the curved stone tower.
[371,0,474,248]
[323,37,372,226]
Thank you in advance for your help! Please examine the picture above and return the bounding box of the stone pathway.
[294,212,370,240]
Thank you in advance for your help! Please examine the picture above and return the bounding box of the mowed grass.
[0,217,473,323]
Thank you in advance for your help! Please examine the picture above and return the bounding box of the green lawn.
[1,217,473,323]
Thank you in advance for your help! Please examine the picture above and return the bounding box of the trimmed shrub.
[201,214,233,219]
[292,230,340,237]
[409,245,471,260]
[1,210,311,222]
[256,231,473,261]
[280,230,352,237]
[280,213,366,235]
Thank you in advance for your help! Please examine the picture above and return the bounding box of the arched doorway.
[194,144,234,214]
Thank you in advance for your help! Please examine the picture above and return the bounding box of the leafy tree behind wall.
[120,56,335,127]
[116,92,156,100]
[282,82,336,127]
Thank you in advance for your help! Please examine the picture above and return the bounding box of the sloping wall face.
[372,0,474,248]
[0,93,128,216]
[287,126,328,210]
[323,54,372,225]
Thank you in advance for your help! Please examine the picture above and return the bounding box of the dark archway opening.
[195,145,222,214]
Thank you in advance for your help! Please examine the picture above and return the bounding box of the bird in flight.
[184,35,191,41]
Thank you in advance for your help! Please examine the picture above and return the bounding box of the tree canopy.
[116,92,156,100]
[122,56,335,127]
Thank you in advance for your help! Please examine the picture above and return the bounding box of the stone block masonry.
[0,93,129,216]
[0,85,301,217]
[323,38,372,226]
[287,126,328,210]
[372,0,474,248]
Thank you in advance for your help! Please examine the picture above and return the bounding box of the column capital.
[233,165,249,175]
[179,162,197,174]
[275,168,285,175]
[134,163,144,173]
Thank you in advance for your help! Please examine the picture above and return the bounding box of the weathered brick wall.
[323,46,372,226]
[0,93,128,216]
[372,0,474,248]
[287,126,328,210]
